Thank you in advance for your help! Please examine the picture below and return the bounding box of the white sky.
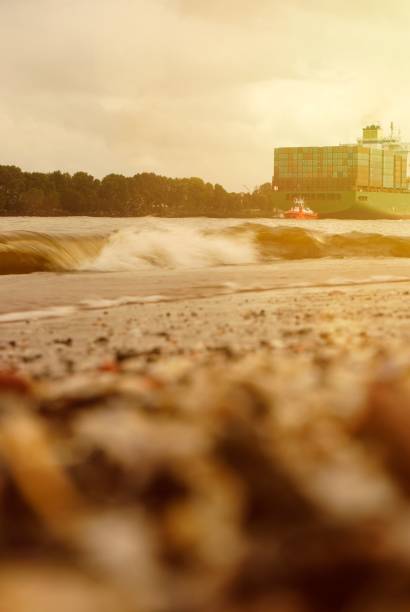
[1,0,410,190]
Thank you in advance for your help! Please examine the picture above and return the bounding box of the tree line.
[0,165,276,217]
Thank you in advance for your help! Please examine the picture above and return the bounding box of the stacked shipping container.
[273,145,408,191]
[382,151,394,189]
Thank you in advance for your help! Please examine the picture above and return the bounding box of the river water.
[1,216,410,319]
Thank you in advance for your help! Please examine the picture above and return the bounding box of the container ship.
[272,124,410,218]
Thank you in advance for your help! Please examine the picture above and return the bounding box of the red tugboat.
[284,197,319,220]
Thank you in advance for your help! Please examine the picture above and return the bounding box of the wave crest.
[0,231,105,274]
[3,222,410,275]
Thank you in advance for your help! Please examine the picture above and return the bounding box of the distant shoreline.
[0,165,274,218]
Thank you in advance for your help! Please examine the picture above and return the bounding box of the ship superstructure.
[272,124,410,218]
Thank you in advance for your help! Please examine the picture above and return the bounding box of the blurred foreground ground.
[2,273,410,610]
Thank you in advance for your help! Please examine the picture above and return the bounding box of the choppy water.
[2,217,410,275]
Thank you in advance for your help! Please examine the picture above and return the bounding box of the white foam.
[79,222,258,272]
[0,305,77,323]
[326,275,410,286]
[368,275,410,282]
[79,295,167,309]
[0,295,170,324]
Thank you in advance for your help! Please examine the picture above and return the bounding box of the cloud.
[0,0,409,190]
[168,0,274,22]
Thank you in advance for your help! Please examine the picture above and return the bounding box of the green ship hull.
[273,190,410,219]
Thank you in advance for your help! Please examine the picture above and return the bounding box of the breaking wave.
[0,231,106,275]
[3,223,410,275]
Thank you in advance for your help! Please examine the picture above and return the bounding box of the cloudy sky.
[1,0,410,190]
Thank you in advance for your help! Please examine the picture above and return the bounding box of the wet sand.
[1,257,410,316]
[1,258,410,376]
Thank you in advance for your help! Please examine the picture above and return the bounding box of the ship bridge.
[358,123,410,155]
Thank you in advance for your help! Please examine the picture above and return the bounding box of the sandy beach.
[2,269,410,611]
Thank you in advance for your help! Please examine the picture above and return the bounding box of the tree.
[19,188,45,215]
[60,188,87,215]
[0,164,273,218]
[99,174,130,215]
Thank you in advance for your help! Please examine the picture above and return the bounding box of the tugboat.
[284,197,319,220]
